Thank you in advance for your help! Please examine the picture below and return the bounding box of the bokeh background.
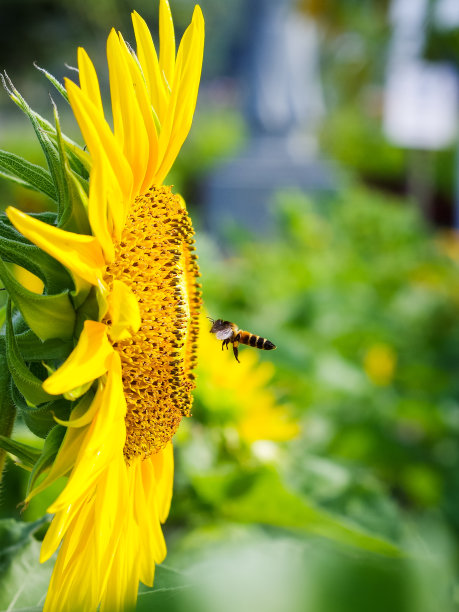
[1,0,459,611]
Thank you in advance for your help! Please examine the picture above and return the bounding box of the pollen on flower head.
[104,185,201,462]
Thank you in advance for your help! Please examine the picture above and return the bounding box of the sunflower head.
[0,1,204,610]
[105,185,201,462]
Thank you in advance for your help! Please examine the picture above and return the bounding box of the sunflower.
[0,1,204,610]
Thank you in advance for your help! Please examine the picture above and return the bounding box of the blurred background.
[1,0,459,611]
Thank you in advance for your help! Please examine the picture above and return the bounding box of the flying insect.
[208,317,276,363]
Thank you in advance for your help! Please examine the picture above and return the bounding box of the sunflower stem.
[0,352,16,481]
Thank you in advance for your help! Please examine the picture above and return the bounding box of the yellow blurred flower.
[363,343,397,386]
[4,2,204,610]
[197,314,299,444]
[436,230,459,262]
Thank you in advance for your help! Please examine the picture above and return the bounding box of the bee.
[208,317,276,363]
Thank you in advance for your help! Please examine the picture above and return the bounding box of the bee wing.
[215,328,233,340]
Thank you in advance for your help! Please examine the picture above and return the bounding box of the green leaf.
[0,149,57,201]
[0,259,75,341]
[136,565,192,611]
[27,424,65,494]
[192,467,402,557]
[33,63,69,103]
[0,518,52,610]
[5,300,56,407]
[0,435,42,469]
[11,384,70,439]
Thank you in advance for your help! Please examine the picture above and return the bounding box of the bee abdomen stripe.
[256,336,265,349]
[249,334,257,347]
[238,331,250,345]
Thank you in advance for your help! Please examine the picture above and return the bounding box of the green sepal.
[0,213,72,295]
[75,286,100,338]
[36,113,90,179]
[27,424,65,495]
[5,300,56,407]
[0,149,58,202]
[0,352,16,478]
[0,259,75,341]
[2,75,68,220]
[0,435,42,469]
[0,329,72,362]
[11,384,70,439]
[33,63,69,103]
[16,329,72,361]
[51,100,91,235]
[64,380,92,401]
[1,73,90,189]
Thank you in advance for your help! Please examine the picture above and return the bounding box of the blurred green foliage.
[199,186,459,522]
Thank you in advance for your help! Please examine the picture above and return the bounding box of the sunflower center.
[104,186,201,462]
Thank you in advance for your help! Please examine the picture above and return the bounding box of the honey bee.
[208,318,276,363]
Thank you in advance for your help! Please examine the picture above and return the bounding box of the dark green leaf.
[0,322,73,363]
[15,329,72,361]
[0,435,42,469]
[5,300,55,406]
[0,150,57,201]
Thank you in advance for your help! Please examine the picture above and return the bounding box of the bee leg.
[232,342,240,363]
[221,340,225,351]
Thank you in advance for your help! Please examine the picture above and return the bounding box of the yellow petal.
[88,163,115,262]
[48,352,126,513]
[107,279,141,342]
[134,461,165,579]
[43,321,113,395]
[159,0,176,88]
[65,78,133,206]
[107,30,149,196]
[54,391,99,429]
[152,442,174,523]
[77,47,104,116]
[121,35,159,193]
[40,490,89,563]
[154,6,204,184]
[27,393,95,502]
[6,206,106,286]
[132,10,168,122]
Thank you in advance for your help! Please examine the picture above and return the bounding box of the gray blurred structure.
[204,0,336,240]
[383,0,459,221]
